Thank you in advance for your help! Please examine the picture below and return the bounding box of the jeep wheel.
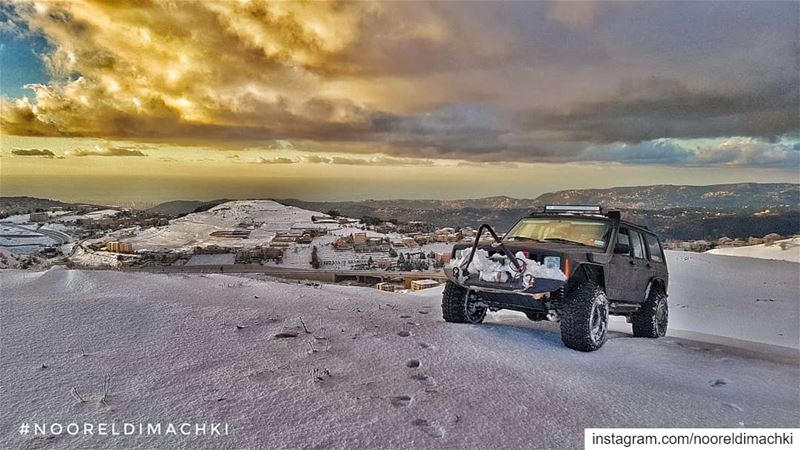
[559,280,609,352]
[441,281,486,324]
[632,286,668,338]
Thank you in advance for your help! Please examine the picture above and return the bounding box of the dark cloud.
[525,78,800,144]
[11,147,55,157]
[0,1,798,167]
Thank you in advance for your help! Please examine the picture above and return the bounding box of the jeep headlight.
[543,256,561,270]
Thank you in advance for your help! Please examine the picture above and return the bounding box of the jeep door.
[607,227,651,302]
[627,229,653,301]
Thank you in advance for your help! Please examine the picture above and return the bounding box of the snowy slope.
[1,268,798,449]
[664,250,798,349]
[707,237,800,263]
[118,200,324,252]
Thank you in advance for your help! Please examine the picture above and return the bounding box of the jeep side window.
[645,233,664,262]
[617,227,631,254]
[629,230,646,259]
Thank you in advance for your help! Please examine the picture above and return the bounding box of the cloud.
[255,156,296,165]
[301,155,434,166]
[11,147,55,157]
[0,1,797,168]
[66,145,146,157]
[582,137,800,167]
[252,154,434,166]
[546,1,602,28]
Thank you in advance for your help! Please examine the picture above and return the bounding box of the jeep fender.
[644,277,668,301]
[568,263,605,292]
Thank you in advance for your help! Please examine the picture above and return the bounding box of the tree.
[310,246,320,269]
[326,210,341,218]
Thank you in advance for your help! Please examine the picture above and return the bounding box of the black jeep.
[442,205,669,352]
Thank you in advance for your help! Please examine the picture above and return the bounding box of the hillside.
[1,256,797,448]
[145,199,230,217]
[279,183,799,239]
[707,237,800,263]
[534,183,798,210]
[0,196,79,217]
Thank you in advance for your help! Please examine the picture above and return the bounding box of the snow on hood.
[450,249,566,284]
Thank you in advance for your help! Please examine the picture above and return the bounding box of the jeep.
[442,205,669,351]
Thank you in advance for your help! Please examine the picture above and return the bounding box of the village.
[0,200,484,293]
[2,199,797,292]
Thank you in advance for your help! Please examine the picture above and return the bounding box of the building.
[375,282,397,292]
[402,237,419,248]
[436,252,452,265]
[334,237,352,250]
[106,241,134,253]
[410,279,440,291]
[351,232,367,245]
[29,212,48,223]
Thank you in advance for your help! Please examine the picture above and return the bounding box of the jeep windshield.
[504,218,611,249]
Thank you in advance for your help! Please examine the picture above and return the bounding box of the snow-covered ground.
[707,237,800,263]
[1,265,798,449]
[665,250,798,349]
[86,200,452,271]
[116,200,326,252]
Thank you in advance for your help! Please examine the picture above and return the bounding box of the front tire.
[559,280,609,352]
[632,285,668,338]
[441,282,486,324]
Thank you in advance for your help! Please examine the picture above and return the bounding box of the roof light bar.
[544,205,602,212]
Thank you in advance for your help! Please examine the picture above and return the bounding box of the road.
[125,263,448,283]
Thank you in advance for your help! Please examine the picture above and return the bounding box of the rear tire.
[632,285,668,338]
[559,280,609,352]
[441,282,486,324]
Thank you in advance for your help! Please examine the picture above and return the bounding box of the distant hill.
[146,199,230,217]
[534,183,799,210]
[0,196,80,217]
[278,183,800,239]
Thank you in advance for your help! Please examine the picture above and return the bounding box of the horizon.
[1,1,798,202]
[3,180,798,209]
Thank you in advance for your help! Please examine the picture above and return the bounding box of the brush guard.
[450,224,566,295]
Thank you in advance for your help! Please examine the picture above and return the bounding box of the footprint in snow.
[722,402,744,412]
[406,359,421,368]
[417,310,429,315]
[412,373,438,393]
[418,342,433,350]
[397,331,411,337]
[412,419,444,438]
[709,378,732,387]
[400,315,412,319]
[390,395,413,407]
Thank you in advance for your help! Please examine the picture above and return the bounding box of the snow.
[119,200,325,252]
[450,249,566,284]
[707,237,800,263]
[186,254,235,266]
[664,250,798,350]
[1,266,798,449]
[86,200,451,272]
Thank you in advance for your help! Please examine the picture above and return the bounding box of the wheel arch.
[567,262,605,292]
[645,276,668,299]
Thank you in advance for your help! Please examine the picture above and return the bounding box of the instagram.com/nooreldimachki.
[19,422,230,437]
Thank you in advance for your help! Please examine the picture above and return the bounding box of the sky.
[0,0,798,205]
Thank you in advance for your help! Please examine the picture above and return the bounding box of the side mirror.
[614,242,631,255]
